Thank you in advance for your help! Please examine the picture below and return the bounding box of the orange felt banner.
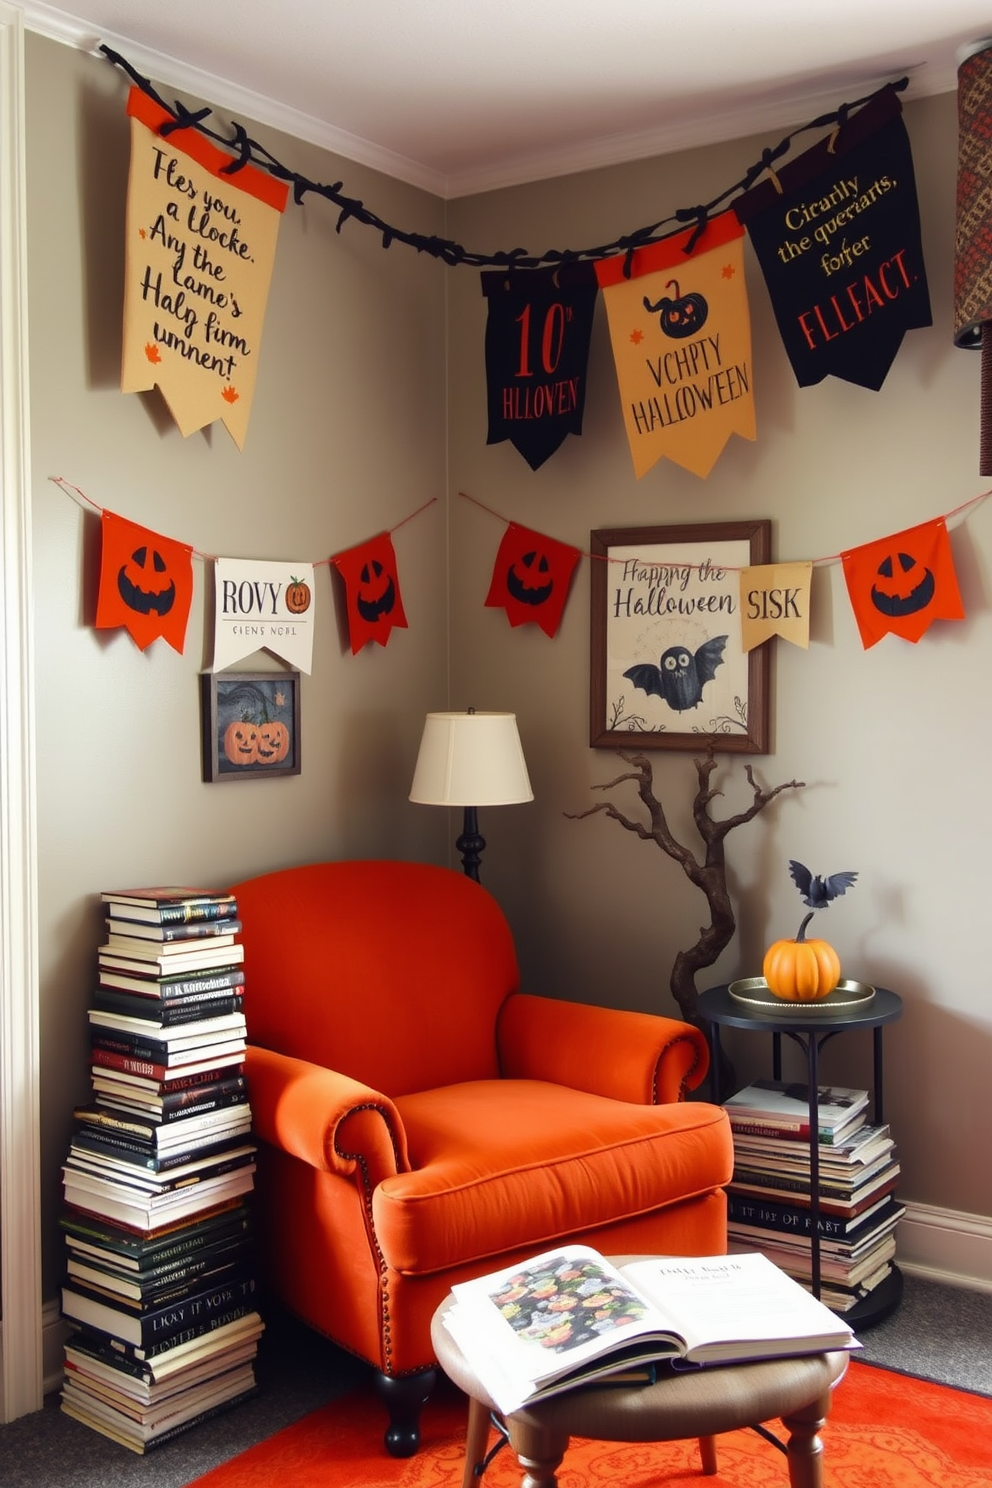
[485,522,581,637]
[95,510,194,653]
[121,87,288,450]
[595,212,755,479]
[331,532,408,653]
[841,517,964,648]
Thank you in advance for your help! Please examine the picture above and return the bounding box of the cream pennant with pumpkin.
[212,559,315,673]
[595,212,755,478]
[739,562,813,650]
[121,88,289,449]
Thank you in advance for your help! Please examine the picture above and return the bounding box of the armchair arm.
[496,993,710,1105]
[245,1045,409,1186]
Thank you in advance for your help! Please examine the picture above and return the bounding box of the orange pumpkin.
[763,916,841,1002]
[256,719,290,764]
[223,719,259,766]
[286,576,311,615]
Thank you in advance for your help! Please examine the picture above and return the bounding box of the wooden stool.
[431,1295,849,1488]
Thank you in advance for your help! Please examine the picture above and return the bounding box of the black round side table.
[697,983,904,1329]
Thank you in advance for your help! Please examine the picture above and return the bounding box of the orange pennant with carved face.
[841,518,964,648]
[95,511,194,653]
[332,532,408,653]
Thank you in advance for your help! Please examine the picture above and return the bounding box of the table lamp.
[409,709,533,881]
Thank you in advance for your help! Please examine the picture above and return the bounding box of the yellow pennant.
[739,562,813,650]
[596,213,755,478]
[121,89,289,450]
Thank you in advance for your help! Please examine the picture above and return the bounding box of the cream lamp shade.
[410,710,532,879]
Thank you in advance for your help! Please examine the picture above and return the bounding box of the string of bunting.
[99,43,907,273]
[460,488,990,650]
[51,476,436,661]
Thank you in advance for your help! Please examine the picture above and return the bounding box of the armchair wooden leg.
[781,1391,831,1488]
[374,1366,438,1457]
[698,1434,719,1474]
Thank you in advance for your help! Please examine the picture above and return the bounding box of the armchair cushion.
[377,1080,731,1273]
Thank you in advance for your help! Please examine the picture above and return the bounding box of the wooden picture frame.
[200,671,301,782]
[590,520,771,753]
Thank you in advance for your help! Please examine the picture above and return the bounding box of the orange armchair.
[232,860,733,1454]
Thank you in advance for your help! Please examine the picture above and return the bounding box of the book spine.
[105,918,242,942]
[119,900,238,926]
[140,1385,258,1450]
[90,1034,244,1065]
[726,1194,854,1237]
[63,1276,257,1349]
[95,1063,245,1093]
[728,1118,852,1143]
[92,993,244,1025]
[70,1129,251,1171]
[99,970,246,998]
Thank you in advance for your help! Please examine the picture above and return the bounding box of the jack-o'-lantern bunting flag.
[481,263,599,470]
[841,518,964,649]
[332,533,408,653]
[739,562,813,651]
[95,511,194,653]
[595,212,755,479]
[212,559,316,673]
[485,523,581,637]
[121,87,289,448]
[734,85,931,390]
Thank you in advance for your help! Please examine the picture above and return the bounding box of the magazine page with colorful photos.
[443,1245,857,1415]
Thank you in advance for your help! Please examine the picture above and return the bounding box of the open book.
[443,1245,857,1415]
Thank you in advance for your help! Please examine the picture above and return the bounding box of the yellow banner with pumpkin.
[595,213,755,479]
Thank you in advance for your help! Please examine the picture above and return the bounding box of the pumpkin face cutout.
[356,559,396,622]
[507,550,554,608]
[870,550,935,618]
[223,719,259,766]
[118,545,176,617]
[256,719,290,764]
[643,279,709,340]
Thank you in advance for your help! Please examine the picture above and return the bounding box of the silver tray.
[727,977,875,1014]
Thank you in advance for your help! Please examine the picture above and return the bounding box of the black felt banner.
[481,262,599,470]
[734,86,931,390]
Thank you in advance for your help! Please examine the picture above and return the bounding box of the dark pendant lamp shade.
[955,41,992,473]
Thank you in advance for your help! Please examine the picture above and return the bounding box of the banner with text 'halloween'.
[332,533,408,653]
[212,559,315,672]
[122,87,289,449]
[595,212,755,479]
[739,562,813,650]
[841,517,963,648]
[481,262,599,471]
[485,522,581,637]
[95,511,194,654]
[734,86,931,390]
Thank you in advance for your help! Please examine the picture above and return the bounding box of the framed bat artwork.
[590,520,771,754]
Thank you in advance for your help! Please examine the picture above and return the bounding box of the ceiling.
[21,1,992,197]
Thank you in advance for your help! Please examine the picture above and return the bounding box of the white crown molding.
[17,3,961,201]
[18,0,451,196]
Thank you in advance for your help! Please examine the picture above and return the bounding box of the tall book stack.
[722,1079,904,1314]
[59,887,263,1454]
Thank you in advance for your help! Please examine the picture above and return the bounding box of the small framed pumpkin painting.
[200,670,301,782]
[590,520,771,754]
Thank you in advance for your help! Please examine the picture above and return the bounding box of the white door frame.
[0,0,43,1422]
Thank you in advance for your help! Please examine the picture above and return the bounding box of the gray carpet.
[0,1273,989,1488]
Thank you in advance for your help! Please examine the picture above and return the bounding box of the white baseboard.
[896,1200,992,1293]
[35,1202,992,1397]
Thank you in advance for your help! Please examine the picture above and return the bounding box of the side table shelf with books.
[697,983,904,1330]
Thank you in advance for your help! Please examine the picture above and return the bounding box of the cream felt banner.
[739,562,813,650]
[595,212,755,479]
[212,559,315,673]
[121,87,288,449]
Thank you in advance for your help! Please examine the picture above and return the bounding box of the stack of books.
[59,887,263,1453]
[722,1078,904,1314]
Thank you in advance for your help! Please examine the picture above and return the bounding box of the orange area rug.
[190,1360,992,1488]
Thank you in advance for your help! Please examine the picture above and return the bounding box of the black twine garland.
[100,44,907,271]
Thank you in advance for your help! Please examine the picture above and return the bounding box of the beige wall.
[446,91,992,1223]
[25,34,449,1291]
[20,34,992,1301]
